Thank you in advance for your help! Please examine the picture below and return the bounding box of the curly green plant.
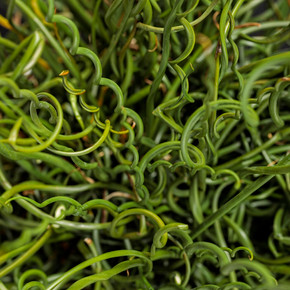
[0,0,290,289]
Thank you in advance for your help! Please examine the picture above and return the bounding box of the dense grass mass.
[0,0,290,289]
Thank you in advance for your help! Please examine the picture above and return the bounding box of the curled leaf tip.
[59,70,70,76]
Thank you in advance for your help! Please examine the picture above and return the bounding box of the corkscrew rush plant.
[0,0,289,289]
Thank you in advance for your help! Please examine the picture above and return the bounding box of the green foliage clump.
[0,0,290,289]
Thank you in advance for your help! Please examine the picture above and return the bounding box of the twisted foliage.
[0,0,289,289]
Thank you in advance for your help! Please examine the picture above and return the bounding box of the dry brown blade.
[215,42,222,58]
[235,22,261,29]
[145,79,153,85]
[98,86,109,107]
[119,22,138,54]
[148,34,159,52]
[27,73,39,87]
[213,11,220,30]
[132,121,136,129]
[160,83,167,94]
[145,79,166,93]
[117,12,125,28]
[104,191,133,200]
[282,77,290,81]
[84,237,93,245]
[213,11,260,30]
[82,135,89,143]
[163,154,172,161]
[126,173,139,201]
[101,190,109,223]
[267,160,278,167]
[23,190,35,196]
[68,167,95,184]
[13,11,22,26]
[129,38,139,50]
